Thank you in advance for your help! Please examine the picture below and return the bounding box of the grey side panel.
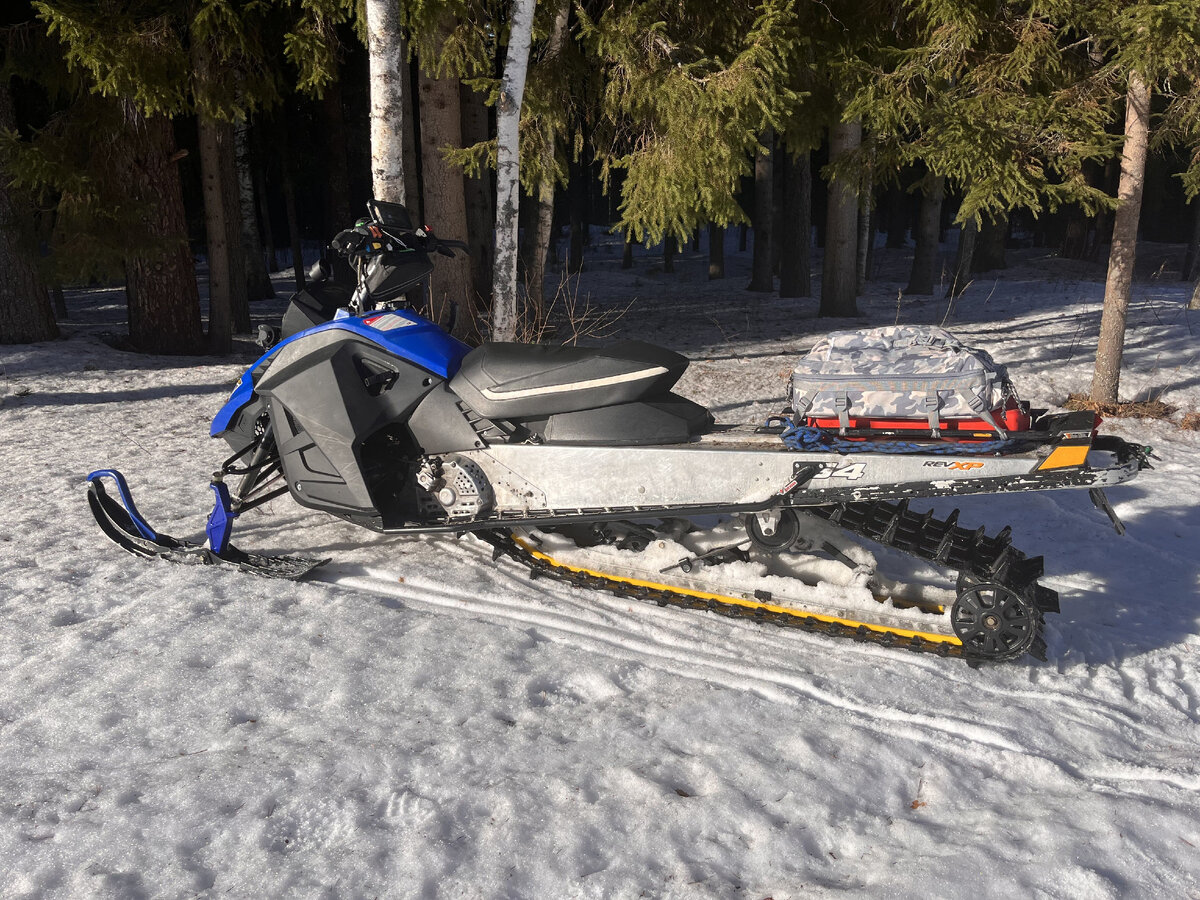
[262,335,434,520]
[408,383,488,454]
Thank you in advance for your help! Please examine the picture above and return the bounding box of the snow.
[2,235,1199,898]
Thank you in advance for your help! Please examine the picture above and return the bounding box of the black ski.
[87,473,327,581]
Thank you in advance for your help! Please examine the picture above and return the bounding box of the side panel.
[212,310,469,441]
[460,443,1049,513]
[263,334,437,525]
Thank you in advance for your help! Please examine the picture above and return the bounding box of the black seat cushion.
[450,340,689,418]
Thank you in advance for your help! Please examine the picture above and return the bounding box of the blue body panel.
[211,310,470,437]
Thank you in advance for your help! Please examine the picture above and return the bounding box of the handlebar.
[329,223,468,261]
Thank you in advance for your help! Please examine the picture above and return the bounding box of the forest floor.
[2,234,1199,898]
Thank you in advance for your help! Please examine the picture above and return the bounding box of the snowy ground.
[2,234,1199,898]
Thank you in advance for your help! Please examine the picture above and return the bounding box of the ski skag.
[86,470,327,580]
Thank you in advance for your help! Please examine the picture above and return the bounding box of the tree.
[34,0,345,353]
[417,14,476,340]
[1091,73,1150,404]
[708,223,725,279]
[820,115,861,317]
[236,123,274,300]
[582,0,802,246]
[778,148,811,298]
[522,0,572,325]
[491,0,537,341]
[905,173,945,295]
[366,0,409,205]
[0,78,57,344]
[747,128,774,292]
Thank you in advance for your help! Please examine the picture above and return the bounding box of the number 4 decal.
[813,462,867,480]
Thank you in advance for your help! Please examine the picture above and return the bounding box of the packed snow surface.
[2,238,1199,898]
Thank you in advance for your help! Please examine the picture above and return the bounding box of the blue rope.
[780,423,1026,456]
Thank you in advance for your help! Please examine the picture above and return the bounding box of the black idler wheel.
[746,509,801,553]
[951,580,1038,662]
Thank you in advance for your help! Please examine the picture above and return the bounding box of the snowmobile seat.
[450,340,689,418]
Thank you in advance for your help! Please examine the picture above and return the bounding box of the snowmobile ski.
[86,470,328,580]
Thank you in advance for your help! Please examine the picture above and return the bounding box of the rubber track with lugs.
[480,498,1058,663]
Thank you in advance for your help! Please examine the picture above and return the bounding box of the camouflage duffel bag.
[789,325,1019,436]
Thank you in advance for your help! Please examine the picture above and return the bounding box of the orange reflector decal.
[1038,445,1090,470]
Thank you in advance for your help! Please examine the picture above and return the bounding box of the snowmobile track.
[476,497,1058,663]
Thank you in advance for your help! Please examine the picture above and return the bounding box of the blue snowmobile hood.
[211,310,471,437]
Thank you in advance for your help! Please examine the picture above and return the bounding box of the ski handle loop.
[86,470,157,541]
[206,479,235,556]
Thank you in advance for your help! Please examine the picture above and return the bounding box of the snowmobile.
[87,200,1153,664]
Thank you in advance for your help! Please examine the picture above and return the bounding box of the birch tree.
[492,0,537,342]
[367,0,409,204]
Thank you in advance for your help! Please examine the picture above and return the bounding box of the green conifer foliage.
[848,1,1119,224]
[581,0,802,244]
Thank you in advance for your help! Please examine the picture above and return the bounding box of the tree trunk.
[367,0,409,205]
[770,140,783,276]
[255,161,278,272]
[1190,277,1200,311]
[856,163,874,290]
[524,0,570,328]
[461,82,493,308]
[884,184,908,248]
[1092,72,1151,404]
[418,20,476,342]
[322,78,354,230]
[491,0,537,341]
[219,122,249,332]
[779,148,811,298]
[236,123,274,300]
[708,224,725,280]
[198,114,235,354]
[111,112,203,354]
[280,135,305,293]
[905,174,945,295]
[663,235,677,274]
[820,117,861,317]
[568,155,587,273]
[972,212,1008,272]
[1087,158,1120,261]
[527,187,555,323]
[0,81,57,344]
[402,49,421,218]
[946,219,977,299]
[1182,198,1200,282]
[747,127,774,292]
[622,234,633,269]
[1061,206,1088,260]
[51,284,68,321]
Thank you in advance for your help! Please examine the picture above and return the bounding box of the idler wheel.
[951,580,1038,662]
[746,509,801,553]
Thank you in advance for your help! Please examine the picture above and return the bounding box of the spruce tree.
[0,77,57,345]
[34,0,348,353]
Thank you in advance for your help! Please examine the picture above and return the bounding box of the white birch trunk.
[367,0,408,205]
[491,0,537,342]
[1092,72,1151,404]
